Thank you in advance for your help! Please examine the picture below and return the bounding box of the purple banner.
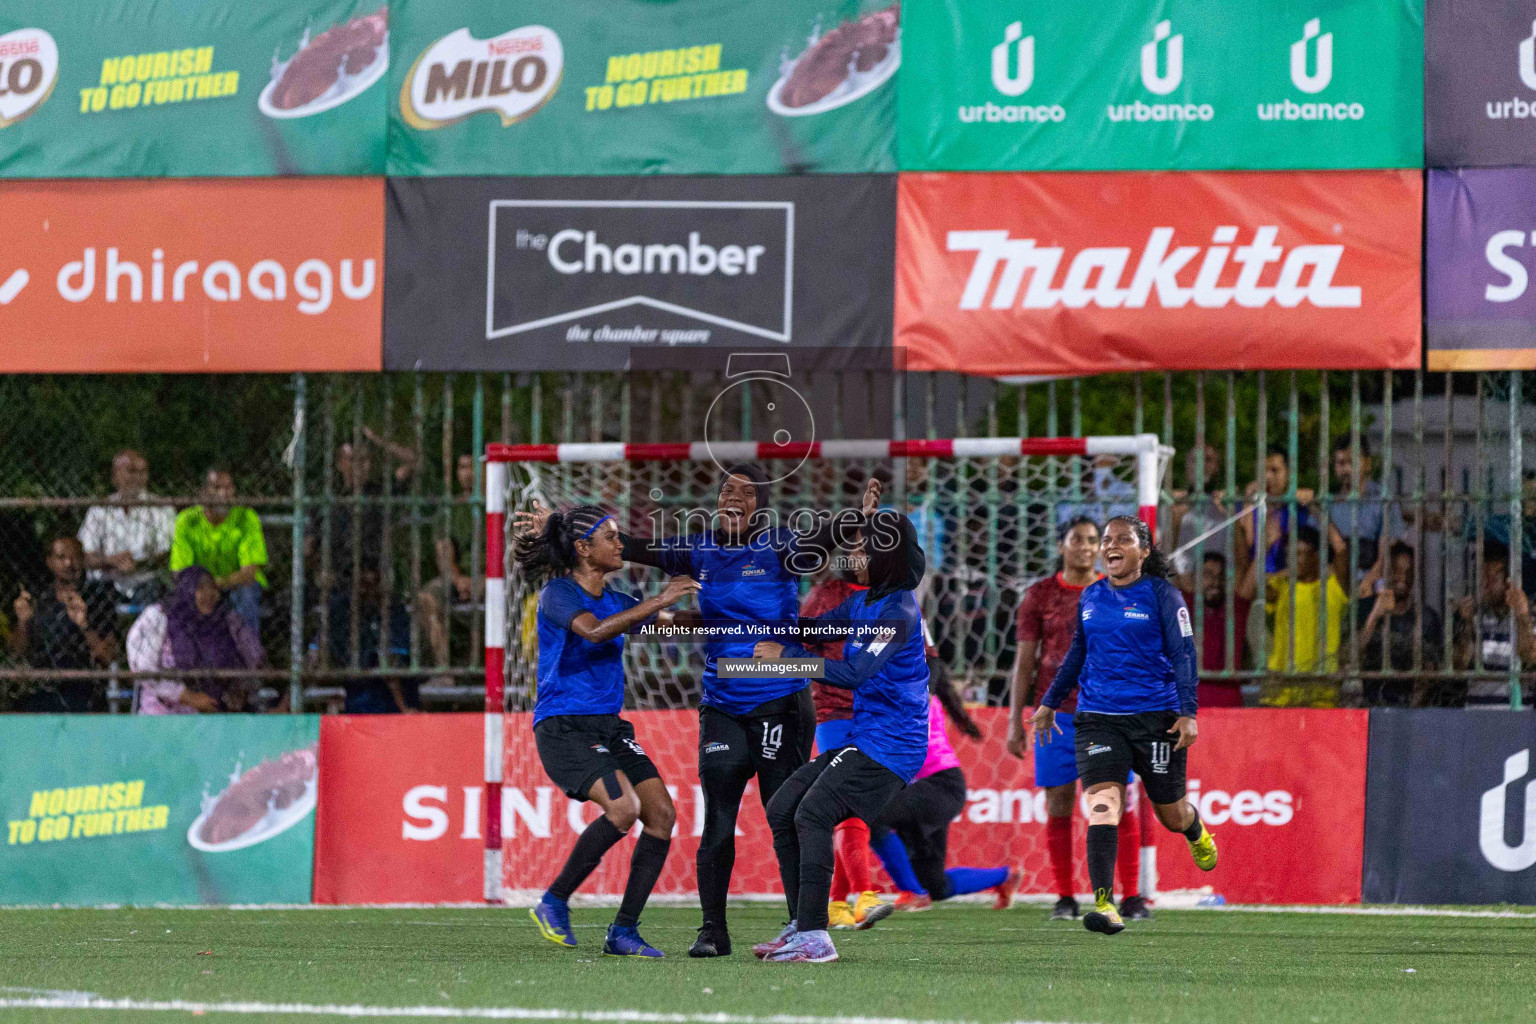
[1427,0,1536,167]
[1427,168,1536,370]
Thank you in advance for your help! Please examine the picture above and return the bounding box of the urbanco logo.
[1141,20,1182,95]
[991,22,1034,96]
[1290,18,1333,93]
[1480,748,1536,873]
[1521,20,1536,91]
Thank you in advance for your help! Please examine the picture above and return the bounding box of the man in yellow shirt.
[170,467,268,637]
[1264,524,1351,708]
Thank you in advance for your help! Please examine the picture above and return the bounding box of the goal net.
[483,436,1171,904]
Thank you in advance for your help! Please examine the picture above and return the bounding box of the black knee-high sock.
[1085,824,1118,905]
[1181,807,1204,842]
[548,816,625,903]
[615,832,671,928]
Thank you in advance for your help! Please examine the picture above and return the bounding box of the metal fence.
[0,369,1528,712]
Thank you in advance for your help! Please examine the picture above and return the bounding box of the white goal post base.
[480,433,1171,904]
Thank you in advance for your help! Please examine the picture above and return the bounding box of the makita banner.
[1426,0,1536,166]
[0,1,386,177]
[387,0,896,175]
[899,0,1423,171]
[895,171,1421,375]
[313,708,1364,904]
[1427,168,1536,370]
[384,175,896,371]
[1364,709,1536,904]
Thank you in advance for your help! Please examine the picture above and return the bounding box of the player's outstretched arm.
[567,576,700,645]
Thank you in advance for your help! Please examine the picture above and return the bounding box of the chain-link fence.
[0,369,1530,712]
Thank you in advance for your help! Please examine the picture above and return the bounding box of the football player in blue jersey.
[1031,514,1218,937]
[747,509,931,964]
[516,505,699,959]
[617,464,879,958]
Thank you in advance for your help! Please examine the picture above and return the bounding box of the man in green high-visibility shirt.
[170,466,268,637]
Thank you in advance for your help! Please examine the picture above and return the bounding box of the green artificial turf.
[0,904,1531,1023]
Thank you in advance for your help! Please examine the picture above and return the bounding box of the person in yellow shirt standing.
[170,467,268,639]
[1264,524,1351,708]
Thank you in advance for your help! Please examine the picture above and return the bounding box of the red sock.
[1116,807,1141,897]
[831,839,851,903]
[1046,816,1074,898]
[835,818,873,894]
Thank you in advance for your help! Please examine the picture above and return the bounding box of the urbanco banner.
[898,0,1423,171]
[0,1,387,177]
[1426,0,1536,166]
[387,0,896,175]
[0,715,319,905]
[384,175,896,371]
[1427,168,1536,370]
[0,178,383,372]
[1364,709,1536,904]
[894,170,1422,375]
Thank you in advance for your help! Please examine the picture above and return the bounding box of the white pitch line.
[0,998,1095,1024]
[1200,904,1536,920]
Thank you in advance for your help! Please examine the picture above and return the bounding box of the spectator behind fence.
[1240,446,1316,575]
[1357,542,1443,707]
[318,566,418,714]
[417,453,481,670]
[1178,551,1256,706]
[170,467,267,637]
[78,449,175,610]
[1453,541,1536,708]
[127,566,264,714]
[1262,524,1351,708]
[1328,436,1403,582]
[1169,443,1236,578]
[8,536,120,711]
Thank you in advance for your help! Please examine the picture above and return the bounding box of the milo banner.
[1364,709,1536,904]
[1427,168,1536,370]
[895,170,1422,375]
[0,1,387,177]
[387,0,896,175]
[0,716,319,905]
[384,175,896,371]
[1426,0,1536,166]
[899,0,1422,171]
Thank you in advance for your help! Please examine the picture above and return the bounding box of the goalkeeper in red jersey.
[1008,516,1150,922]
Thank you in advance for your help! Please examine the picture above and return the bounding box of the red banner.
[0,178,383,372]
[895,171,1421,375]
[313,713,483,904]
[315,707,1366,906]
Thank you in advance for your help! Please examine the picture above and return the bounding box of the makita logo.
[401,26,562,130]
[947,226,1361,311]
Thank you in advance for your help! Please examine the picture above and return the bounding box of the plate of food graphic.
[187,747,318,853]
[767,3,900,117]
[259,7,388,120]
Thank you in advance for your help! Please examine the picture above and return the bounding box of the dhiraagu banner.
[0,716,319,905]
[388,0,897,174]
[0,1,387,177]
[898,0,1423,170]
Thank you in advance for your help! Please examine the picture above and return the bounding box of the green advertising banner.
[387,0,897,175]
[899,0,1423,170]
[0,2,386,177]
[0,716,319,905]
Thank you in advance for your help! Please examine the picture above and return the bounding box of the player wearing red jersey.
[1008,517,1149,922]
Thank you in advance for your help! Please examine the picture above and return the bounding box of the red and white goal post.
[482,434,1171,904]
